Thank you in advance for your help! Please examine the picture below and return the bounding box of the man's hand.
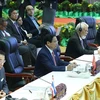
[26,33,32,38]
[21,40,28,45]
[0,90,6,99]
[66,62,77,71]
[39,24,45,30]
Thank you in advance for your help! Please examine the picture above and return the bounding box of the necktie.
[81,39,84,49]
[31,18,40,34]
[52,51,57,66]
[14,22,23,40]
[14,22,20,34]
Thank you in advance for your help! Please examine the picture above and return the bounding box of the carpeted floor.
[39,18,100,24]
[54,18,100,24]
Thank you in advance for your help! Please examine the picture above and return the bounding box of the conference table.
[1,54,100,100]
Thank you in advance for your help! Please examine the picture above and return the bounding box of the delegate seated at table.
[0,50,9,99]
[34,34,77,77]
[65,22,98,59]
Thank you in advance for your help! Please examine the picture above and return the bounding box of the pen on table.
[29,90,32,94]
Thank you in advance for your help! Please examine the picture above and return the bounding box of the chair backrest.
[76,16,97,44]
[0,37,24,73]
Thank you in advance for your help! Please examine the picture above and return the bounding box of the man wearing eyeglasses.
[0,50,9,99]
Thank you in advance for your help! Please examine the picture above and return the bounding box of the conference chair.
[40,24,73,61]
[75,16,98,47]
[0,37,35,91]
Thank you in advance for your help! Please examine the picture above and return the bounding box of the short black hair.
[0,50,5,56]
[44,34,56,45]
[8,8,17,17]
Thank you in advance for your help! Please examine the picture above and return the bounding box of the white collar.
[45,45,53,54]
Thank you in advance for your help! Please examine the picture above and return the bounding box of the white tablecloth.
[1,54,100,100]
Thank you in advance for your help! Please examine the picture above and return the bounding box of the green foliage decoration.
[71,3,82,12]
[93,1,100,13]
[81,0,89,12]
[6,0,18,9]
[60,22,75,46]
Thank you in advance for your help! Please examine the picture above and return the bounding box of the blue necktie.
[31,18,40,34]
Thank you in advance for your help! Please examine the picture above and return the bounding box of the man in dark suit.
[65,22,97,59]
[5,9,37,66]
[0,50,9,99]
[17,15,43,48]
[23,5,43,47]
[23,5,40,37]
[34,34,77,77]
[19,0,36,19]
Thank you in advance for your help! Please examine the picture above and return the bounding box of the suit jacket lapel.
[27,16,35,26]
[28,16,40,27]
[76,33,84,47]
[8,19,19,34]
[44,46,56,65]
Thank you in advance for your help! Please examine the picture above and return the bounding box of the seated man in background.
[0,16,36,67]
[65,22,98,59]
[19,0,36,19]
[6,8,37,66]
[34,34,77,77]
[23,5,43,47]
[16,15,44,48]
[0,50,9,99]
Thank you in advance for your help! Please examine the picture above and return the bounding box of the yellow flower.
[69,3,72,6]
[62,29,66,32]
[88,4,93,8]
[69,25,73,30]
[96,24,99,30]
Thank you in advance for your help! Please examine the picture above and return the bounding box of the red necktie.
[52,51,57,66]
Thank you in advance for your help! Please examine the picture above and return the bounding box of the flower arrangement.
[93,1,100,13]
[58,0,70,11]
[59,22,75,46]
[6,0,18,9]
[57,0,100,13]
[81,0,89,12]
[88,4,93,12]
[71,3,82,12]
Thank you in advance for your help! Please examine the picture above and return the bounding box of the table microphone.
[39,77,51,84]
